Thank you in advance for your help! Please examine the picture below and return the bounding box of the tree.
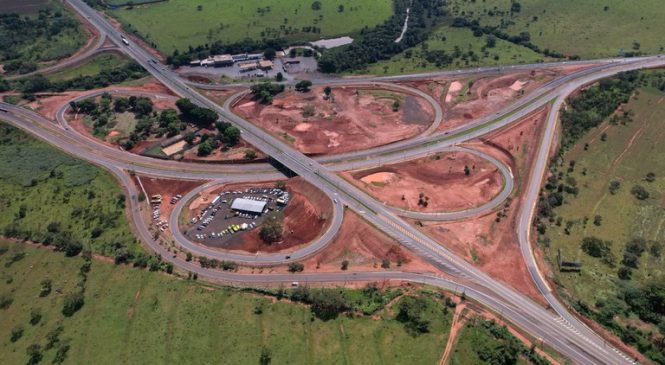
[223,126,241,146]
[39,279,52,297]
[609,180,621,194]
[288,262,304,273]
[630,185,649,200]
[593,215,602,226]
[464,165,470,176]
[197,138,216,156]
[338,4,344,12]
[392,100,400,112]
[295,80,312,92]
[275,72,284,82]
[259,347,272,365]
[310,290,349,320]
[396,296,430,333]
[0,77,10,92]
[646,172,656,182]
[245,150,257,160]
[62,291,85,317]
[26,344,42,365]
[341,260,349,270]
[10,325,24,342]
[30,308,42,325]
[485,34,497,48]
[311,1,322,10]
[263,48,276,61]
[260,213,283,243]
[323,86,332,98]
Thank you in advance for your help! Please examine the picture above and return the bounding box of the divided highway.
[3,1,663,362]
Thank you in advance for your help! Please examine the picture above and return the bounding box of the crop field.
[47,53,130,83]
[110,0,393,55]
[0,242,453,365]
[363,23,546,76]
[0,122,140,257]
[445,0,665,59]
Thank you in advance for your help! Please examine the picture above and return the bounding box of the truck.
[120,35,129,46]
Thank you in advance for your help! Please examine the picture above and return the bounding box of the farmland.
[0,242,454,365]
[541,79,665,361]
[110,0,393,55]
[363,23,546,76]
[0,122,140,258]
[444,0,665,59]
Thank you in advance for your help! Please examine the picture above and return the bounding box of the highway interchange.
[3,0,665,363]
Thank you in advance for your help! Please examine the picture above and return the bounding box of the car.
[285,255,291,259]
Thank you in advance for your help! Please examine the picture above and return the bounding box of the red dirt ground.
[343,151,502,212]
[233,85,434,155]
[136,176,206,221]
[186,177,333,254]
[294,211,438,274]
[413,107,550,304]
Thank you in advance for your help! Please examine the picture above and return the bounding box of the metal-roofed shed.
[231,198,267,214]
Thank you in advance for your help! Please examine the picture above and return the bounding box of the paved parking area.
[184,187,291,248]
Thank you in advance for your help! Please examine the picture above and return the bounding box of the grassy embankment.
[444,0,665,59]
[0,122,140,258]
[449,316,552,365]
[0,241,454,365]
[540,72,665,362]
[110,0,393,55]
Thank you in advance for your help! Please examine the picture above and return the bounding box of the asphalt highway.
[4,1,662,362]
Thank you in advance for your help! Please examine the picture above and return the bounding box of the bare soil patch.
[344,151,502,212]
[137,176,205,221]
[233,86,434,155]
[302,211,438,273]
[414,107,550,303]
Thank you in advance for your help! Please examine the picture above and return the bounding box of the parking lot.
[184,187,290,249]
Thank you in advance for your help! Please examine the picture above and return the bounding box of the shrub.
[630,185,649,200]
[288,262,304,273]
[62,291,84,317]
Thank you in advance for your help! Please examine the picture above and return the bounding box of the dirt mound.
[233,86,434,155]
[346,152,503,213]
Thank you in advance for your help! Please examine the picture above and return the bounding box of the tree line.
[317,0,446,73]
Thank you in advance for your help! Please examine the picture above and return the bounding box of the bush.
[62,291,84,317]
[0,293,13,309]
[259,213,283,243]
[10,325,23,342]
[288,262,304,273]
[396,296,430,334]
[310,290,349,320]
[630,185,650,200]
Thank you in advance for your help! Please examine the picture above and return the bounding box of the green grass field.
[0,122,140,257]
[110,0,393,55]
[544,85,665,306]
[445,0,665,59]
[0,242,453,365]
[47,53,130,83]
[363,24,546,75]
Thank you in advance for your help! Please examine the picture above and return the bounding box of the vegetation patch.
[537,72,665,363]
[0,242,453,365]
[449,316,550,365]
[0,2,88,74]
[109,0,393,55]
[0,122,140,258]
